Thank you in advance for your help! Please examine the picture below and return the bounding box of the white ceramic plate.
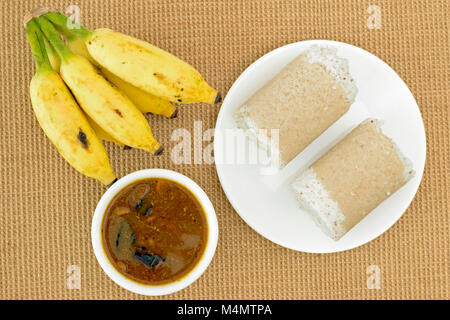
[214,40,426,253]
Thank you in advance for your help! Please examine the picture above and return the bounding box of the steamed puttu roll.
[235,45,358,167]
[291,119,414,240]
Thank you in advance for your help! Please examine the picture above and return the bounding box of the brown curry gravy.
[102,178,208,285]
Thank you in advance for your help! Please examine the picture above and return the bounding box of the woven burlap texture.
[0,0,448,299]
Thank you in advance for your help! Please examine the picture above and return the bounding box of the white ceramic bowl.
[91,169,218,296]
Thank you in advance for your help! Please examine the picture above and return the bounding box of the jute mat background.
[0,0,448,300]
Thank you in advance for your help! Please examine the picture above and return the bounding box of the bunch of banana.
[38,17,162,154]
[25,10,220,185]
[26,19,116,185]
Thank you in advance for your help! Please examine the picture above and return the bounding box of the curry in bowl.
[102,178,208,285]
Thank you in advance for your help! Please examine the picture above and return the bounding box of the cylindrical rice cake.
[291,119,414,240]
[234,45,358,167]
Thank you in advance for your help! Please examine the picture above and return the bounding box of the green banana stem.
[44,12,93,40]
[53,22,77,42]
[47,15,78,43]
[25,19,52,73]
[51,20,99,66]
[42,33,61,71]
[37,16,73,62]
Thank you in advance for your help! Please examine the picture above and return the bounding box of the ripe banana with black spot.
[26,19,116,185]
[53,26,178,118]
[45,12,221,104]
[41,28,126,148]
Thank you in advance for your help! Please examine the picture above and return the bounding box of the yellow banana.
[26,19,116,185]
[100,68,178,118]
[54,24,178,118]
[45,12,221,104]
[38,17,162,154]
[42,30,126,148]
